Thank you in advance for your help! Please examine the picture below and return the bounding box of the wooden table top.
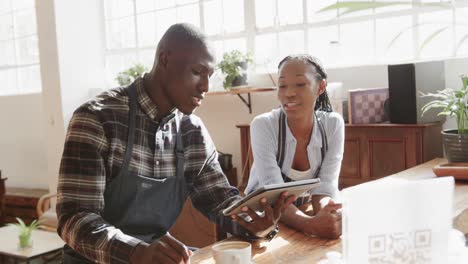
[191,158,468,263]
[0,226,64,259]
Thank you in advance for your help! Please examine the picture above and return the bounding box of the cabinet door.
[340,137,362,188]
[340,126,420,187]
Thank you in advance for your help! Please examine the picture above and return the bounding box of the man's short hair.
[155,23,209,65]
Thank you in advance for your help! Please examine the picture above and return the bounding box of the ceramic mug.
[212,241,252,264]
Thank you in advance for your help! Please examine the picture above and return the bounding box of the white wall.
[0,94,48,188]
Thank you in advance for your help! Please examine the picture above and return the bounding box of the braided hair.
[277,54,333,112]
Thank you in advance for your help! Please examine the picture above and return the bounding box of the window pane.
[106,16,136,49]
[106,52,138,86]
[18,65,40,93]
[136,0,156,13]
[0,68,17,95]
[0,0,12,13]
[138,48,155,69]
[278,0,302,25]
[156,9,176,41]
[339,21,374,65]
[340,0,372,18]
[255,0,275,28]
[255,33,278,73]
[12,0,34,11]
[212,38,247,61]
[104,0,134,19]
[376,16,413,62]
[0,14,13,40]
[223,0,244,33]
[204,0,222,35]
[375,0,412,14]
[177,4,200,27]
[307,0,337,23]
[16,35,39,64]
[137,12,157,47]
[177,0,198,4]
[14,8,36,38]
[156,0,176,9]
[455,7,468,56]
[211,40,224,62]
[224,38,247,53]
[279,30,304,58]
[308,25,339,67]
[417,10,452,59]
[0,40,15,66]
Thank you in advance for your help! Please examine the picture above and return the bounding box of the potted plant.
[115,63,148,86]
[421,74,468,162]
[217,50,253,89]
[8,217,40,249]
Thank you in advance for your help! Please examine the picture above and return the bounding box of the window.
[103,0,468,86]
[0,0,41,96]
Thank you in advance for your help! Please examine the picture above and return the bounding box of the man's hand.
[130,232,192,264]
[307,200,342,239]
[231,191,296,238]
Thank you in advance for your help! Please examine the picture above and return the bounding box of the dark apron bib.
[276,110,328,206]
[63,84,189,263]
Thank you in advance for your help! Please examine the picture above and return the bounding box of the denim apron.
[276,110,328,206]
[63,84,189,263]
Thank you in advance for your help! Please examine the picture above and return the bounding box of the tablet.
[223,178,321,216]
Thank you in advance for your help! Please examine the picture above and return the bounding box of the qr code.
[349,88,389,124]
[368,230,432,264]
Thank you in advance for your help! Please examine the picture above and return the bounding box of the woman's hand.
[306,200,342,239]
[231,191,296,238]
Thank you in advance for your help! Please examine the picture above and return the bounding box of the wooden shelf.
[207,86,276,113]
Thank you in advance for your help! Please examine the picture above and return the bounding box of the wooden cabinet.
[2,188,48,225]
[237,122,443,190]
[340,123,442,188]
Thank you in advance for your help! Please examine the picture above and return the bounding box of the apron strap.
[174,113,185,180]
[119,85,138,175]
[312,112,328,178]
[276,110,287,170]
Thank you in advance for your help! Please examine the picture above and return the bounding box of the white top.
[245,108,345,199]
[289,168,313,181]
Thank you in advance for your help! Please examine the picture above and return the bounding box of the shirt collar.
[135,75,159,120]
[284,112,323,149]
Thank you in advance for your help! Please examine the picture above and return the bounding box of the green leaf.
[318,1,450,16]
[16,217,26,229]
[418,27,449,55]
[455,33,468,55]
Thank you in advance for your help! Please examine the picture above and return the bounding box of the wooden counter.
[190,158,468,263]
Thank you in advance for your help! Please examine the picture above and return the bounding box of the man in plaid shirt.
[57,23,295,264]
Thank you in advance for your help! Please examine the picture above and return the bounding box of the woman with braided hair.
[245,54,344,238]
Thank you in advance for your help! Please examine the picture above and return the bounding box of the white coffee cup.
[212,241,252,264]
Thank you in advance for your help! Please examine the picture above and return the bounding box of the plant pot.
[231,74,247,87]
[18,234,32,249]
[231,61,248,87]
[442,129,468,163]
